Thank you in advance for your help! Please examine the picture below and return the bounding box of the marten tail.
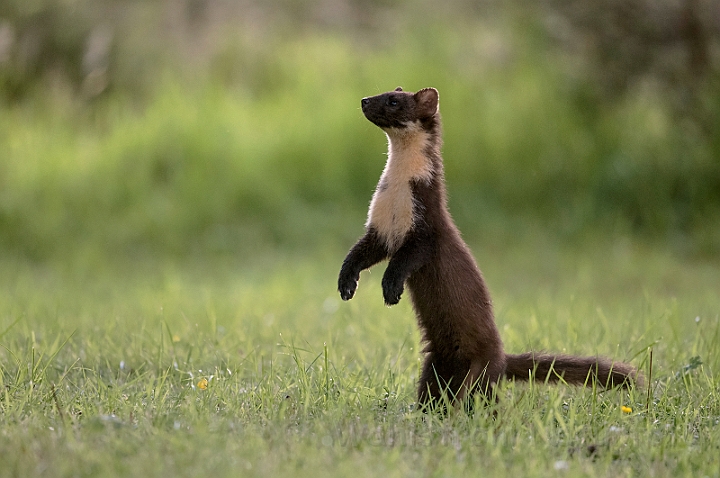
[505,352,641,389]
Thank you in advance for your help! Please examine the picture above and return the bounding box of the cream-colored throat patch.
[366,125,434,252]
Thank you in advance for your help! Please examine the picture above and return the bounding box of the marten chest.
[366,134,433,252]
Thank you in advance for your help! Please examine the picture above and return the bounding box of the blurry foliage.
[0,0,719,259]
[535,0,720,234]
[540,0,720,131]
[0,0,111,100]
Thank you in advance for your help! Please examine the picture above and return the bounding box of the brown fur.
[338,87,640,410]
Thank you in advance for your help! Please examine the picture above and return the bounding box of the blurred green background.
[1,0,719,262]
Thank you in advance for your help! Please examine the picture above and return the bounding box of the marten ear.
[395,86,403,92]
[414,88,439,118]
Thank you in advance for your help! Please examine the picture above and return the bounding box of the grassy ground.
[1,231,718,477]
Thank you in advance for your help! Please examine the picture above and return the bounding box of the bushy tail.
[505,352,641,389]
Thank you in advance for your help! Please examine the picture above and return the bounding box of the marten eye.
[386,97,399,107]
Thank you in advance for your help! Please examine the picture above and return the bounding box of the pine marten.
[338,87,639,409]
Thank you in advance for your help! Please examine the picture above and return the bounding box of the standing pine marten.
[338,86,639,409]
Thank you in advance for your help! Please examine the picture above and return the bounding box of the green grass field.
[1,231,718,477]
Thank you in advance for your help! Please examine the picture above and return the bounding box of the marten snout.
[361,90,415,129]
[361,87,440,131]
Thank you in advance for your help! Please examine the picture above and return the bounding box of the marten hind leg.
[417,355,499,413]
[417,353,453,412]
[456,360,503,409]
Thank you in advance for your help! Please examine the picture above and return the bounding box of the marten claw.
[382,280,403,306]
[340,285,356,301]
[338,272,358,301]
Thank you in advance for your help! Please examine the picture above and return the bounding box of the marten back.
[339,87,639,408]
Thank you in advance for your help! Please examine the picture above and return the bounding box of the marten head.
[361,87,439,133]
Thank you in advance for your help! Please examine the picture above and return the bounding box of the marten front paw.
[381,276,404,306]
[338,269,359,301]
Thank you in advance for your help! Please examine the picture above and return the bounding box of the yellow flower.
[172,335,181,343]
[197,378,208,390]
[621,405,632,414]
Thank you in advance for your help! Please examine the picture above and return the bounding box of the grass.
[1,231,718,477]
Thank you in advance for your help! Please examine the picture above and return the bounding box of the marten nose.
[361,97,370,107]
